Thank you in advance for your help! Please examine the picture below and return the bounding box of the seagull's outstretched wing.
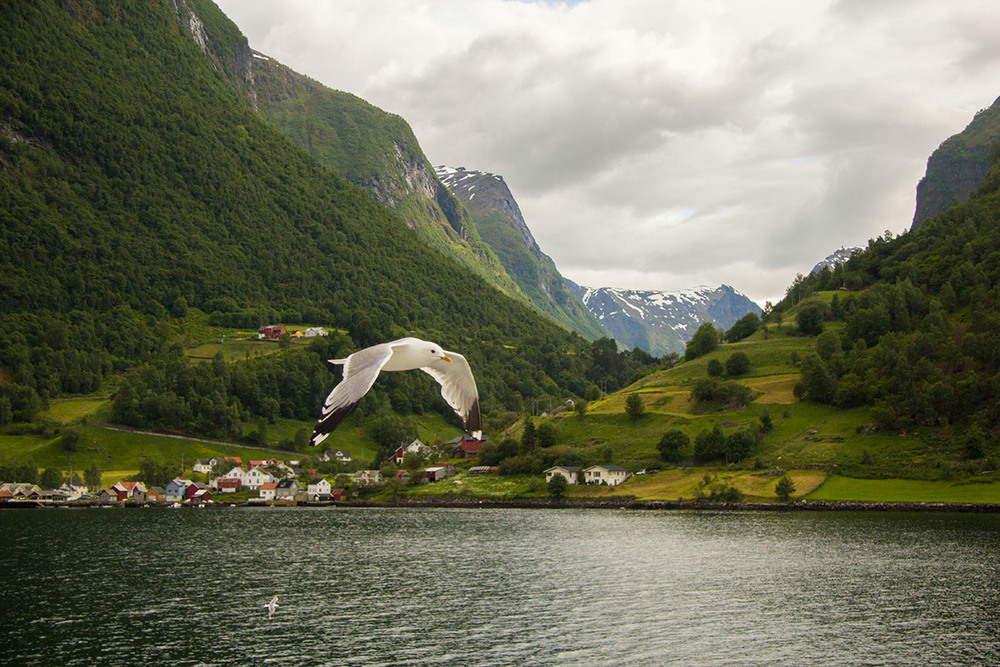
[311,343,394,447]
[422,350,482,438]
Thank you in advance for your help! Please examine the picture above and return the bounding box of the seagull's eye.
[431,349,437,354]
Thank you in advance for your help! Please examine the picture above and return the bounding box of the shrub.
[725,352,750,377]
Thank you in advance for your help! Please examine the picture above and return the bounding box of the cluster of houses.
[1,439,635,507]
[257,325,328,341]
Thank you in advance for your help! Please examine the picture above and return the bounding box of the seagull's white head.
[423,340,452,364]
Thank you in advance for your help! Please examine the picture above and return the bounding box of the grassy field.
[572,467,828,502]
[806,475,1000,503]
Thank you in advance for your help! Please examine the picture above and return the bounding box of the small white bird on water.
[265,595,278,619]
[310,337,481,447]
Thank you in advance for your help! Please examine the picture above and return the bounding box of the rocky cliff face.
[437,167,607,339]
[568,283,762,357]
[912,95,1000,230]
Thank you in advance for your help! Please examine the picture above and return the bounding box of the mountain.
[911,95,1000,230]
[244,49,528,305]
[567,284,762,357]
[435,166,606,339]
[810,247,861,276]
[0,0,627,434]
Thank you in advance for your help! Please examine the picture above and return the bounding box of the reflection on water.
[2,507,999,665]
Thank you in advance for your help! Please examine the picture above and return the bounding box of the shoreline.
[6,496,1000,513]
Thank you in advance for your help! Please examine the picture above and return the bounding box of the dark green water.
[2,507,999,666]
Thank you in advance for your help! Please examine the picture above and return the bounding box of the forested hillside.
[249,49,531,310]
[775,152,1000,436]
[0,0,660,443]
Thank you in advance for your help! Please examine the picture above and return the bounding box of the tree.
[625,392,645,421]
[520,418,537,453]
[725,352,750,377]
[84,462,102,491]
[547,473,568,498]
[60,425,83,453]
[694,423,726,463]
[685,322,719,359]
[707,359,724,377]
[725,313,761,342]
[796,303,825,336]
[657,429,689,463]
[775,475,796,501]
[40,468,64,489]
[537,422,558,448]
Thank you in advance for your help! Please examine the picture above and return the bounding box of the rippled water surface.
[3,507,1000,665]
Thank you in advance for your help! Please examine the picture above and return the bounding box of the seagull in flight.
[265,595,278,619]
[311,337,481,447]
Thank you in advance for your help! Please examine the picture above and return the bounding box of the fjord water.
[3,508,999,666]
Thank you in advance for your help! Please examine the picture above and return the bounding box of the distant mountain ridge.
[567,283,762,357]
[912,95,1000,230]
[810,247,861,276]
[436,166,606,339]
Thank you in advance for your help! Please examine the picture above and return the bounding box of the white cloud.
[217,0,1000,305]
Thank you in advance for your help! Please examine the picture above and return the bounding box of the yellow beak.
[441,354,453,363]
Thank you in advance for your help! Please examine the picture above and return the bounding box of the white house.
[307,477,332,498]
[275,479,303,500]
[584,465,630,486]
[259,481,278,501]
[543,466,580,485]
[192,458,214,474]
[245,466,276,491]
[353,470,383,487]
[304,327,328,337]
[222,466,248,485]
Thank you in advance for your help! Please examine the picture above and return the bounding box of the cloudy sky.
[216,0,1000,306]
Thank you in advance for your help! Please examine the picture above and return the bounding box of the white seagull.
[265,595,278,619]
[311,337,481,447]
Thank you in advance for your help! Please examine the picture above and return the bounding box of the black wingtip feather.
[309,402,357,446]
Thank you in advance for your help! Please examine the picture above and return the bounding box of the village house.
[57,482,89,501]
[274,479,303,501]
[544,466,581,485]
[185,483,212,503]
[393,439,428,464]
[165,478,192,502]
[245,466,276,491]
[353,470,383,487]
[216,478,242,493]
[99,489,118,504]
[306,477,332,499]
[331,488,348,502]
[145,486,167,502]
[584,465,630,486]
[257,325,286,340]
[193,458,214,474]
[112,481,147,502]
[423,465,456,483]
[318,449,352,463]
[446,434,489,459]
[303,327,328,337]
[259,481,278,501]
[1,483,42,498]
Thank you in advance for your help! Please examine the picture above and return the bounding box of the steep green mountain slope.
[246,50,529,305]
[0,0,640,441]
[911,94,1000,229]
[436,167,607,339]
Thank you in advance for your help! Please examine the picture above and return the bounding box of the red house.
[446,434,489,459]
[258,325,286,340]
[331,488,348,502]
[217,478,242,493]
